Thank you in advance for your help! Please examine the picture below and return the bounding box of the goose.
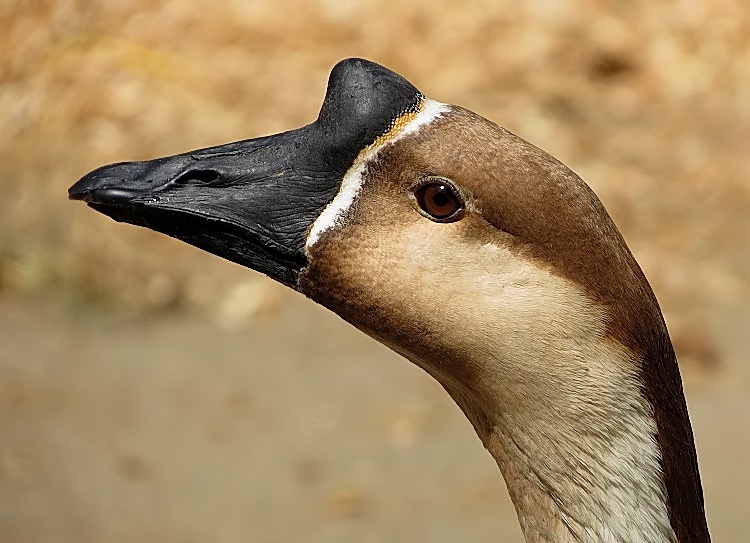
[68,58,709,542]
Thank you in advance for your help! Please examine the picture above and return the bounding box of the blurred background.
[1,0,749,541]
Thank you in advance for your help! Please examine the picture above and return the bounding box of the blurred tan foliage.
[1,0,748,348]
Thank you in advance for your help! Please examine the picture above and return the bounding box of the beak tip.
[68,167,148,205]
[68,184,91,202]
[68,174,95,201]
[69,166,111,203]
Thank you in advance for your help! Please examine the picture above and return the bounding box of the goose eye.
[411,178,464,222]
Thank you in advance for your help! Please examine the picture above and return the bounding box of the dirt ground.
[0,297,748,542]
[1,1,749,541]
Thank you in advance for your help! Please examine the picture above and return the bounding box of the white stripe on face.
[305,99,450,249]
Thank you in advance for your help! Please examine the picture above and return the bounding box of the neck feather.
[484,372,676,542]
[447,338,678,543]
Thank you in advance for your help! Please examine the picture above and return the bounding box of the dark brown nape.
[641,315,710,542]
[383,107,710,541]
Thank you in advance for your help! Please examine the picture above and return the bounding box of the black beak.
[69,58,423,287]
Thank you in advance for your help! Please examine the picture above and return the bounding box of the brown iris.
[411,178,464,222]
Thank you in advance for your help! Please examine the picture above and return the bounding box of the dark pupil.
[431,187,450,207]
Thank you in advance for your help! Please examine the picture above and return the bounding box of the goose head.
[69,58,709,542]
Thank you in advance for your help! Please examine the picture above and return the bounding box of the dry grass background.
[1,0,749,541]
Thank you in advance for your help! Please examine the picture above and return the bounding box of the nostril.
[173,169,221,186]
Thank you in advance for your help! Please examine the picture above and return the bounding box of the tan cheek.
[298,219,485,391]
[301,211,484,337]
